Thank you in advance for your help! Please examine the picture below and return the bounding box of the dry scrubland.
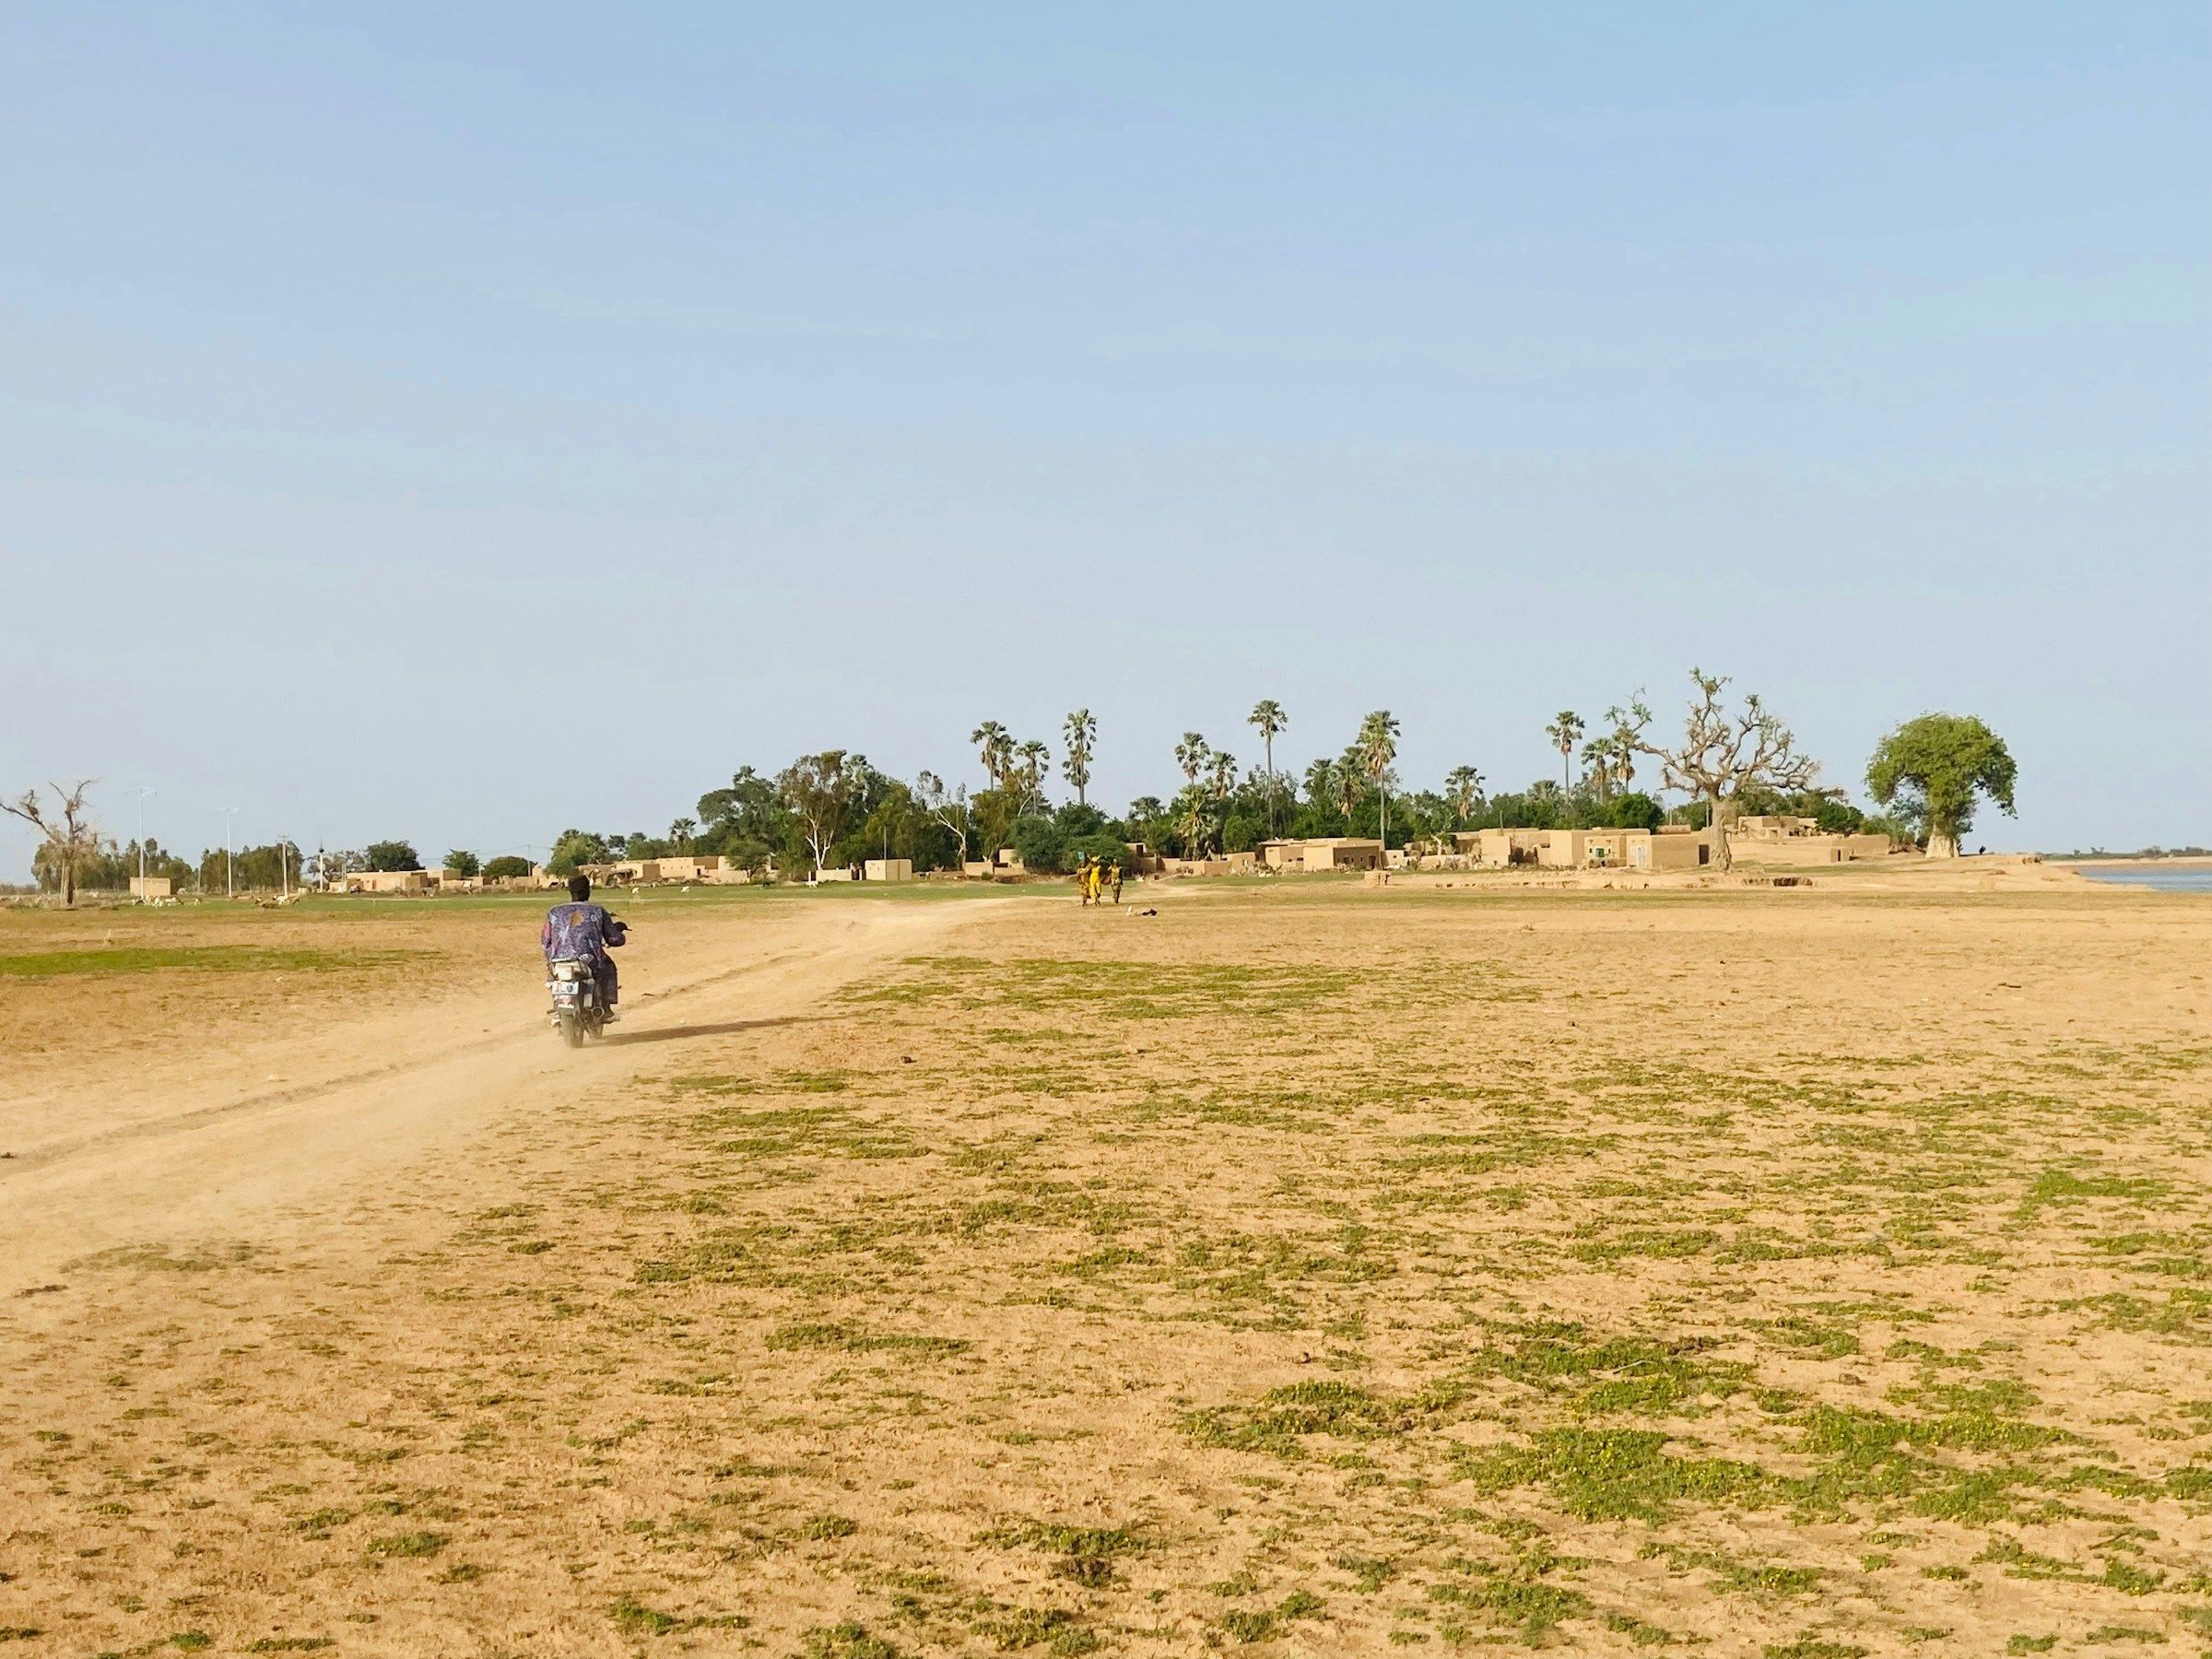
[2,877,2209,1657]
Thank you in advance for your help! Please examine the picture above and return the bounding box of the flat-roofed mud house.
[1258,837,1387,873]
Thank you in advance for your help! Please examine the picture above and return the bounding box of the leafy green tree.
[1009,813,1070,873]
[547,829,615,876]
[697,767,791,858]
[482,855,532,881]
[365,840,420,872]
[1601,792,1665,831]
[1248,699,1288,836]
[779,750,871,877]
[1865,714,2017,858]
[443,849,481,879]
[1061,710,1097,807]
[915,771,971,868]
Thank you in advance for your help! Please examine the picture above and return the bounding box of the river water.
[2074,865,2212,893]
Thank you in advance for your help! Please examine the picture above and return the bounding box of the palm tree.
[1545,711,1584,793]
[970,720,1011,789]
[1016,739,1050,814]
[1175,733,1210,792]
[1247,700,1288,837]
[1171,735,1211,855]
[1335,744,1364,820]
[1607,713,1638,793]
[1061,709,1097,808]
[1303,757,1338,823]
[1206,749,1238,799]
[1443,766,1484,825]
[1359,710,1401,844]
[1581,735,1618,800]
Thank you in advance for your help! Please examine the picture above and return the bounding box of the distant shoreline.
[2046,854,2212,867]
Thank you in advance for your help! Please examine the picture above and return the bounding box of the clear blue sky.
[5,3,2206,868]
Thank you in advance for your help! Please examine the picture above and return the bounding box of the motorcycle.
[547,957,608,1047]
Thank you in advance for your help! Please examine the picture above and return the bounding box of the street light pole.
[221,806,240,899]
[133,786,156,900]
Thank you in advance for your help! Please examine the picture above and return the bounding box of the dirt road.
[1,897,978,1284]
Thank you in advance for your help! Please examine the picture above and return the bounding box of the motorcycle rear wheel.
[558,1008,585,1049]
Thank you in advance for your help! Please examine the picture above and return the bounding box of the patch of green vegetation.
[2017,1169,2169,1218]
[1457,1429,1770,1523]
[1184,1381,1419,1457]
[364,1530,447,1559]
[1218,1590,1325,1644]
[1468,1324,1746,1416]
[1335,1554,1397,1593]
[0,945,427,979]
[1568,1228,1716,1265]
[765,1323,970,1357]
[799,1627,906,1659]
[1428,1548,1588,1642]
[804,1513,858,1540]
[982,1517,1151,1586]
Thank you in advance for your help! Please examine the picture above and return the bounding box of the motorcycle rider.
[542,874,628,1020]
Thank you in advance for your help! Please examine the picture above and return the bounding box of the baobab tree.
[5,781,102,908]
[1865,713,2016,858]
[1359,710,1401,843]
[1614,670,1818,872]
[1247,699,1288,836]
[1545,711,1584,793]
[1061,710,1097,808]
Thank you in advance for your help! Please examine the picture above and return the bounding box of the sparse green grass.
[10,882,2207,1654]
[0,944,426,978]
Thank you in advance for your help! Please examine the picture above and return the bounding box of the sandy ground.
[2,877,2208,1656]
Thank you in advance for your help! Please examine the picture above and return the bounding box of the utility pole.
[221,806,240,899]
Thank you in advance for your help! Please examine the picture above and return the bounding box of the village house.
[1257,837,1387,874]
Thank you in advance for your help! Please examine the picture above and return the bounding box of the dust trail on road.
[0,900,980,1281]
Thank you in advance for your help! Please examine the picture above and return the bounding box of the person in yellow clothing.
[1084,858,1104,905]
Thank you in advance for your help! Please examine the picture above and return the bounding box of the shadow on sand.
[600,1015,813,1048]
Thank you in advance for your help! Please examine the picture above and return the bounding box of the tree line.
[9,675,2018,902]
[534,672,2015,880]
